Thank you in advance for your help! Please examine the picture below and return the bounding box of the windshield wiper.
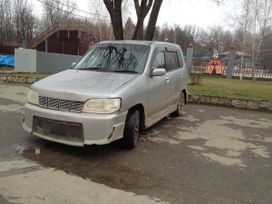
[113,70,138,74]
[76,67,103,71]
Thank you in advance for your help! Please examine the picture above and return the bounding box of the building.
[0,44,19,55]
[29,22,107,56]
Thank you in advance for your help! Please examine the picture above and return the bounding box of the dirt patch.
[23,146,159,191]
[0,104,22,113]
[0,98,22,112]
[0,98,21,106]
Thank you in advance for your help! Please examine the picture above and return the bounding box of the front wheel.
[174,92,185,116]
[120,109,140,149]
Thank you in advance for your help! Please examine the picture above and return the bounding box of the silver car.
[23,41,188,149]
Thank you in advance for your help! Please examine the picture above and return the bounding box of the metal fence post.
[226,46,236,79]
[186,43,194,74]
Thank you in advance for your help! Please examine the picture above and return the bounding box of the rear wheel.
[121,109,140,149]
[174,92,185,116]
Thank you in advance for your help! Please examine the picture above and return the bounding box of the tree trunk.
[132,0,153,40]
[103,0,124,40]
[132,14,145,40]
[144,0,163,40]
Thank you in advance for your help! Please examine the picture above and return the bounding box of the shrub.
[190,74,202,86]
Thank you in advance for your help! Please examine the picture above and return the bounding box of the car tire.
[121,109,140,149]
[174,92,185,116]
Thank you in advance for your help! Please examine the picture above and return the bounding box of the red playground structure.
[204,50,223,75]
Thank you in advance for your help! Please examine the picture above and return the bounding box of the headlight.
[83,98,121,113]
[27,89,39,105]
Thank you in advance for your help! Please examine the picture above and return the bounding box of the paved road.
[0,82,272,204]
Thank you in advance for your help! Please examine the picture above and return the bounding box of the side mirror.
[71,62,77,68]
[151,68,166,77]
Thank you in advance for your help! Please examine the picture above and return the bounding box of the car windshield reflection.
[74,44,150,74]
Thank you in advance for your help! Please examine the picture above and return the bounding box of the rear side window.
[151,52,166,68]
[165,51,179,71]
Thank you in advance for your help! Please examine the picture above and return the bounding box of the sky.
[158,0,230,28]
[32,0,238,29]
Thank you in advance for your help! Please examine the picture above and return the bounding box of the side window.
[151,52,166,68]
[177,51,184,68]
[165,51,179,71]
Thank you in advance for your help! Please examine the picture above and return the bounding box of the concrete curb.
[189,94,272,112]
[0,74,40,84]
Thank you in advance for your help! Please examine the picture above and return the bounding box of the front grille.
[48,98,59,110]
[39,96,84,113]
[59,100,72,111]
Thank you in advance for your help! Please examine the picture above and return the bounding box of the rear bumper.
[23,103,127,146]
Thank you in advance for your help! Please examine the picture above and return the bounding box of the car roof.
[98,40,180,48]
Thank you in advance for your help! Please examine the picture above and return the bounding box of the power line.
[36,0,110,22]
[49,0,109,18]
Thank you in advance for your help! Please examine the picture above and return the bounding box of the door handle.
[165,78,170,83]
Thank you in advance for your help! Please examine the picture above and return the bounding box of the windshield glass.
[74,44,150,74]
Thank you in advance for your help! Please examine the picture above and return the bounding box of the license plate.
[33,117,83,141]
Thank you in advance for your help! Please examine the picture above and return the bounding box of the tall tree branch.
[133,0,153,40]
[144,0,163,40]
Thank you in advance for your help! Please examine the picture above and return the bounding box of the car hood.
[32,69,138,100]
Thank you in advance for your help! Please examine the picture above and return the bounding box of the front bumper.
[23,103,127,146]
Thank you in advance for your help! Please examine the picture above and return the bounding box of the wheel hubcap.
[134,125,139,141]
[134,114,140,144]
[178,96,185,113]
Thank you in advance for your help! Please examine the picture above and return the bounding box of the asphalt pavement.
[0,82,272,204]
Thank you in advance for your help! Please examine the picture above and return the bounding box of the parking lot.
[0,82,272,204]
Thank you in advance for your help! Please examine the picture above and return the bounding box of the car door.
[147,47,174,122]
[176,49,187,94]
[164,49,182,107]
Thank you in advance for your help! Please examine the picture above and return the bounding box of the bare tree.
[0,0,13,45]
[197,26,224,54]
[13,0,36,47]
[103,0,163,40]
[133,0,153,39]
[221,31,233,52]
[260,28,272,70]
[143,0,163,40]
[124,17,135,39]
[103,0,227,40]
[89,0,110,40]
[103,0,124,40]
[251,0,272,80]
[41,0,77,28]
[239,0,251,71]
[184,25,204,44]
[231,0,272,79]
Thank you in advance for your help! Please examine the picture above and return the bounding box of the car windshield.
[74,43,150,74]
